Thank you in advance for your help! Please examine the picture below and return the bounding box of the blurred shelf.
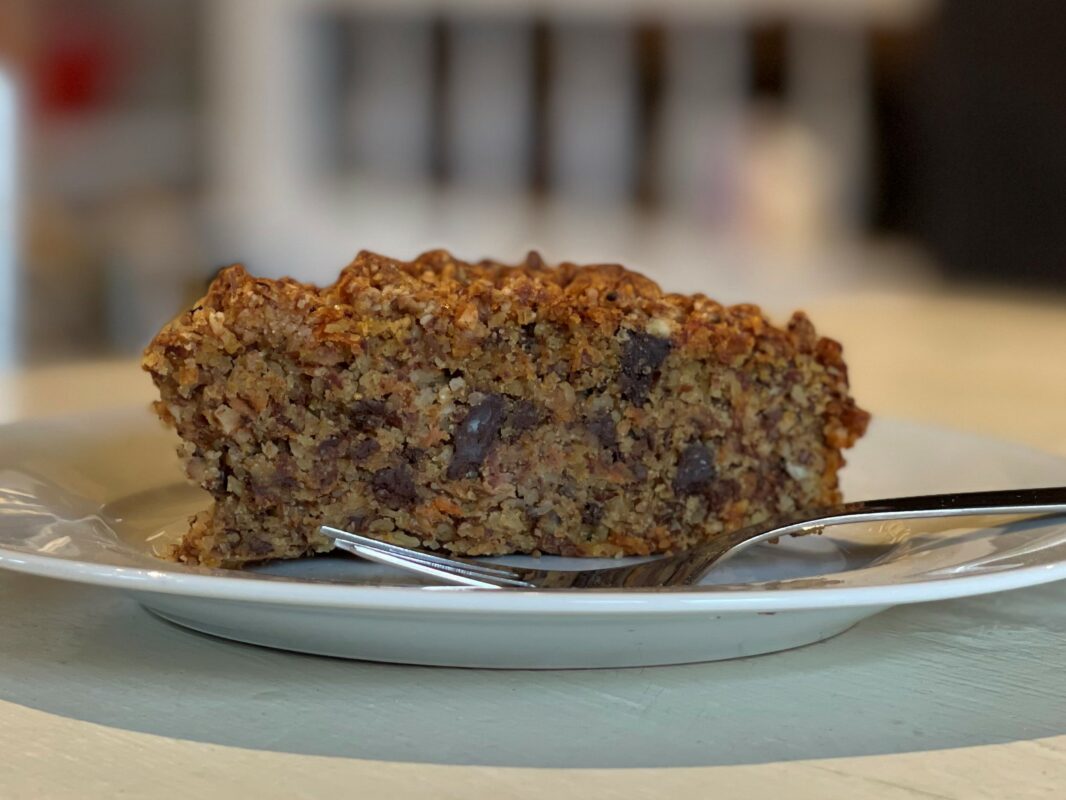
[207,175,938,314]
[32,108,197,198]
[287,0,935,25]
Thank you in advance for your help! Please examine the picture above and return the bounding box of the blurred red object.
[33,5,124,116]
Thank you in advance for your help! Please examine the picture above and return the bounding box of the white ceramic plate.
[0,408,1064,668]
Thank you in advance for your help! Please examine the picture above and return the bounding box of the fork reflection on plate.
[320,486,1066,589]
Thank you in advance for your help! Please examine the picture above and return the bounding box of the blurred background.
[1,0,1065,367]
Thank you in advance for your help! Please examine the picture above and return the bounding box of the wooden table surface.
[1,287,1065,799]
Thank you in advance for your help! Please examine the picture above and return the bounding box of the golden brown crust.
[144,249,868,567]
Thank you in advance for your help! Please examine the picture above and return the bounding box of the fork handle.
[771,485,1066,541]
[839,486,1066,522]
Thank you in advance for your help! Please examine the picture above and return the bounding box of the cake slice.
[143,250,869,567]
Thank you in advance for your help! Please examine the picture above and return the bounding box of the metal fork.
[320,486,1066,589]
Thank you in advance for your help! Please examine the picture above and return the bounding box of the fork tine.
[319,526,531,580]
[330,538,535,588]
[376,549,536,588]
[331,539,511,588]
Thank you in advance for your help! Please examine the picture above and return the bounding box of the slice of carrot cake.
[142,249,869,567]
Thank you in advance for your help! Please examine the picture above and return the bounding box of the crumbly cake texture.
[143,250,869,568]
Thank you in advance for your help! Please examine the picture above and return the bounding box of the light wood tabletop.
[1,286,1064,799]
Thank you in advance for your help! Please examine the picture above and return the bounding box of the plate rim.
[1,545,1065,614]
[1,408,1065,615]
